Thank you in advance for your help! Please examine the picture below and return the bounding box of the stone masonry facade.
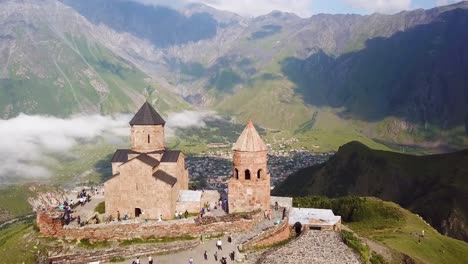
[228,121,271,213]
[105,102,189,220]
[37,210,263,242]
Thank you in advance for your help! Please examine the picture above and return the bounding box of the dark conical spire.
[129,101,166,126]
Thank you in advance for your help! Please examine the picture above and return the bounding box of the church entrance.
[135,208,142,217]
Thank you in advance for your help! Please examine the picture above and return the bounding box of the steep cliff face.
[274,141,468,242]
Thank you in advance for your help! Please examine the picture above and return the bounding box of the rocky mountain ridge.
[1,0,468,149]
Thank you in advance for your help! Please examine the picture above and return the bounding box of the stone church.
[105,102,189,220]
[228,121,271,213]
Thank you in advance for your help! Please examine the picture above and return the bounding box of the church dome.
[232,121,267,152]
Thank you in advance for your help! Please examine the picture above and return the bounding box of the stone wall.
[228,178,270,213]
[105,158,178,220]
[131,125,165,152]
[240,216,290,250]
[270,196,293,209]
[175,200,201,214]
[228,150,271,213]
[254,223,291,248]
[37,211,64,237]
[37,210,263,242]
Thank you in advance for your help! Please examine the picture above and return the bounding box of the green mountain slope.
[0,0,188,118]
[274,141,468,242]
[295,196,468,264]
[1,0,468,150]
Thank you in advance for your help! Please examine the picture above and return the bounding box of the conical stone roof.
[233,121,267,152]
[129,101,166,126]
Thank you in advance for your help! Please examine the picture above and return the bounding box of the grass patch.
[342,230,371,263]
[119,235,196,246]
[294,196,468,264]
[110,256,125,262]
[94,202,105,214]
[206,233,224,239]
[0,219,44,263]
[78,238,111,249]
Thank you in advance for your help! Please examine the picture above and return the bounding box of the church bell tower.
[129,101,166,153]
[228,121,271,213]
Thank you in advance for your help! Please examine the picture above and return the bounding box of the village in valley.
[187,149,333,189]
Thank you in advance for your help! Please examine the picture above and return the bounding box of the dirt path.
[342,225,393,261]
[117,235,241,264]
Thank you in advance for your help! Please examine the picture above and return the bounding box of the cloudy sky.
[135,0,460,17]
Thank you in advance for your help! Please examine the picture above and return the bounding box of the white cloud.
[167,110,217,129]
[0,111,217,183]
[345,0,411,14]
[435,0,458,7]
[0,114,131,181]
[165,110,219,136]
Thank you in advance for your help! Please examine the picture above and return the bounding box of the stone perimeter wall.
[37,210,263,242]
[240,216,291,250]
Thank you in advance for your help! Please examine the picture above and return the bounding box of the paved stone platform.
[258,230,362,264]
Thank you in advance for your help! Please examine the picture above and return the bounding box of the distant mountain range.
[274,141,468,242]
[1,0,468,149]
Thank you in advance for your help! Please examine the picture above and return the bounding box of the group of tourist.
[77,189,91,207]
[206,238,235,263]
[175,210,190,220]
[58,188,96,225]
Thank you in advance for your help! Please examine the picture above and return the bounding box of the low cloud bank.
[0,111,217,182]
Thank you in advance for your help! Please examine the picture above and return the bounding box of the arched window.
[245,169,251,180]
[148,134,150,143]
[257,169,262,179]
[235,168,239,179]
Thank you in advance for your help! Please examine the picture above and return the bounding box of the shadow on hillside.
[281,8,468,132]
[60,0,218,48]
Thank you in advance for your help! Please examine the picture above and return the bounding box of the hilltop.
[274,141,468,242]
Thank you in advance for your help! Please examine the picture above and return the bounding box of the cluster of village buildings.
[187,149,333,189]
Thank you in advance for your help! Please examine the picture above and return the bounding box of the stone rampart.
[37,209,263,242]
[240,216,290,250]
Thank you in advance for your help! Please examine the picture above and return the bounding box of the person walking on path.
[275,201,279,211]
[204,251,208,260]
[135,257,140,264]
[214,251,218,261]
[148,256,153,264]
[184,210,189,219]
[216,239,223,250]
[189,256,194,264]
[200,233,205,244]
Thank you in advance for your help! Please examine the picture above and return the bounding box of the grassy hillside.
[275,141,468,242]
[0,2,189,118]
[0,219,44,263]
[294,196,468,264]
